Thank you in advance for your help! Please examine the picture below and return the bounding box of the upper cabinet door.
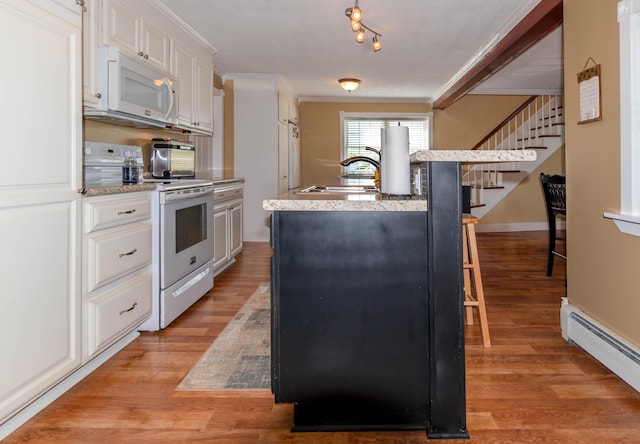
[102,0,138,56]
[139,16,170,72]
[196,55,214,134]
[101,0,170,72]
[172,38,213,135]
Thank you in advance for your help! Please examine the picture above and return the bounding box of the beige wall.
[432,94,565,225]
[298,96,560,224]
[83,120,187,172]
[298,102,431,186]
[223,79,235,179]
[564,0,640,346]
[433,94,530,149]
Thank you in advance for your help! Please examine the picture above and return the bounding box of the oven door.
[160,187,214,288]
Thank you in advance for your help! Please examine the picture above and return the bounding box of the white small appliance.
[288,122,301,189]
[84,47,179,129]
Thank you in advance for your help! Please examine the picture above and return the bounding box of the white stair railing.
[463,95,564,207]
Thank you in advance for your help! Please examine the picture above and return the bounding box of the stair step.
[541,113,563,121]
[514,140,551,147]
[470,203,486,209]
[479,186,505,190]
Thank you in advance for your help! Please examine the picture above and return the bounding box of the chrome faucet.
[340,155,380,169]
[340,154,381,190]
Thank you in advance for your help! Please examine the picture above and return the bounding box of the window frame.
[339,111,433,175]
[605,1,640,236]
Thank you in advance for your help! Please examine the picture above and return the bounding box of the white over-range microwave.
[84,47,179,129]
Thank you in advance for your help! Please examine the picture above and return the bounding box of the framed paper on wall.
[577,63,602,124]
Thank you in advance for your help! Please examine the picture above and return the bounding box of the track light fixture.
[345,0,382,52]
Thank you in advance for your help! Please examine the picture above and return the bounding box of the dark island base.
[292,400,428,432]
[271,162,468,439]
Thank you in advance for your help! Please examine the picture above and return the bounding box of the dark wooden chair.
[540,173,566,276]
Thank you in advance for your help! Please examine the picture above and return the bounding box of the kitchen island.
[264,150,535,438]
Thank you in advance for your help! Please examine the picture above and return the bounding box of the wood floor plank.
[5,234,640,443]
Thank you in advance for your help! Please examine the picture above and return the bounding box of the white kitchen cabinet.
[82,0,101,106]
[213,183,243,276]
[0,0,82,427]
[100,0,171,72]
[229,199,243,258]
[82,192,152,361]
[278,91,289,124]
[172,37,214,135]
[289,98,299,125]
[278,84,299,125]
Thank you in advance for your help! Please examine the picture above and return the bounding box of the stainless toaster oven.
[150,139,196,179]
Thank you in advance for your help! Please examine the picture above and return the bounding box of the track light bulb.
[372,35,381,52]
[355,29,365,43]
[351,6,362,21]
[351,19,361,32]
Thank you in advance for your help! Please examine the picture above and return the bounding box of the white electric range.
[83,142,214,331]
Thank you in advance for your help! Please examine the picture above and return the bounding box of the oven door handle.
[171,267,211,298]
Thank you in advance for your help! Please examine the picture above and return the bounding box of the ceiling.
[156,0,564,104]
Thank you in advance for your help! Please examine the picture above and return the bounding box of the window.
[340,112,433,175]
[604,1,640,236]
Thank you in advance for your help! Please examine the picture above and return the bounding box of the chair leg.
[546,221,556,276]
[462,226,474,325]
[466,223,491,348]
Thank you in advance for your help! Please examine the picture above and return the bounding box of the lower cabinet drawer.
[84,270,152,359]
[85,221,152,292]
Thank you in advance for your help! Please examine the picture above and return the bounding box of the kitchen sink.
[297,185,379,194]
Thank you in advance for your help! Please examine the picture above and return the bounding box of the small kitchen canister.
[122,152,139,184]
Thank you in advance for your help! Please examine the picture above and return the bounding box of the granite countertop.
[263,190,427,212]
[410,149,537,163]
[264,150,536,212]
[82,182,158,197]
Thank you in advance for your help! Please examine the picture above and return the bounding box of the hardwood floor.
[5,233,640,443]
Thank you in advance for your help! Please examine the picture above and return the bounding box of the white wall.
[231,74,279,241]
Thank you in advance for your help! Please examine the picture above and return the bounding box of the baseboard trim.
[0,331,139,440]
[560,299,640,393]
[475,221,552,233]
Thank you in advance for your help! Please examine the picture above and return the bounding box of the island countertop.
[263,191,427,212]
[410,149,537,163]
[264,149,536,212]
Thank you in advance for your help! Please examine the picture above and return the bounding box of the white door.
[0,0,82,421]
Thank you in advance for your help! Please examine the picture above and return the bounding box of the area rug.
[177,282,271,391]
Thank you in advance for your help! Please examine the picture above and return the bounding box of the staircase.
[464,95,564,219]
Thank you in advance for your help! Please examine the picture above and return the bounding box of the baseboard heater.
[560,298,640,393]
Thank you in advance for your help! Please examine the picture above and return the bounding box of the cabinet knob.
[95,92,102,99]
[75,0,85,5]
[143,54,149,60]
[138,51,144,57]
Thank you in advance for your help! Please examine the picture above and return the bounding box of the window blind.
[343,118,429,174]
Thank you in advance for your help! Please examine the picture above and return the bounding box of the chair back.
[540,173,566,216]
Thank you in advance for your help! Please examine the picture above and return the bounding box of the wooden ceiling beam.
[433,0,563,110]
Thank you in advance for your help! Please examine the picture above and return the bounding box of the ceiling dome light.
[372,35,381,52]
[338,78,361,93]
[355,28,365,43]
